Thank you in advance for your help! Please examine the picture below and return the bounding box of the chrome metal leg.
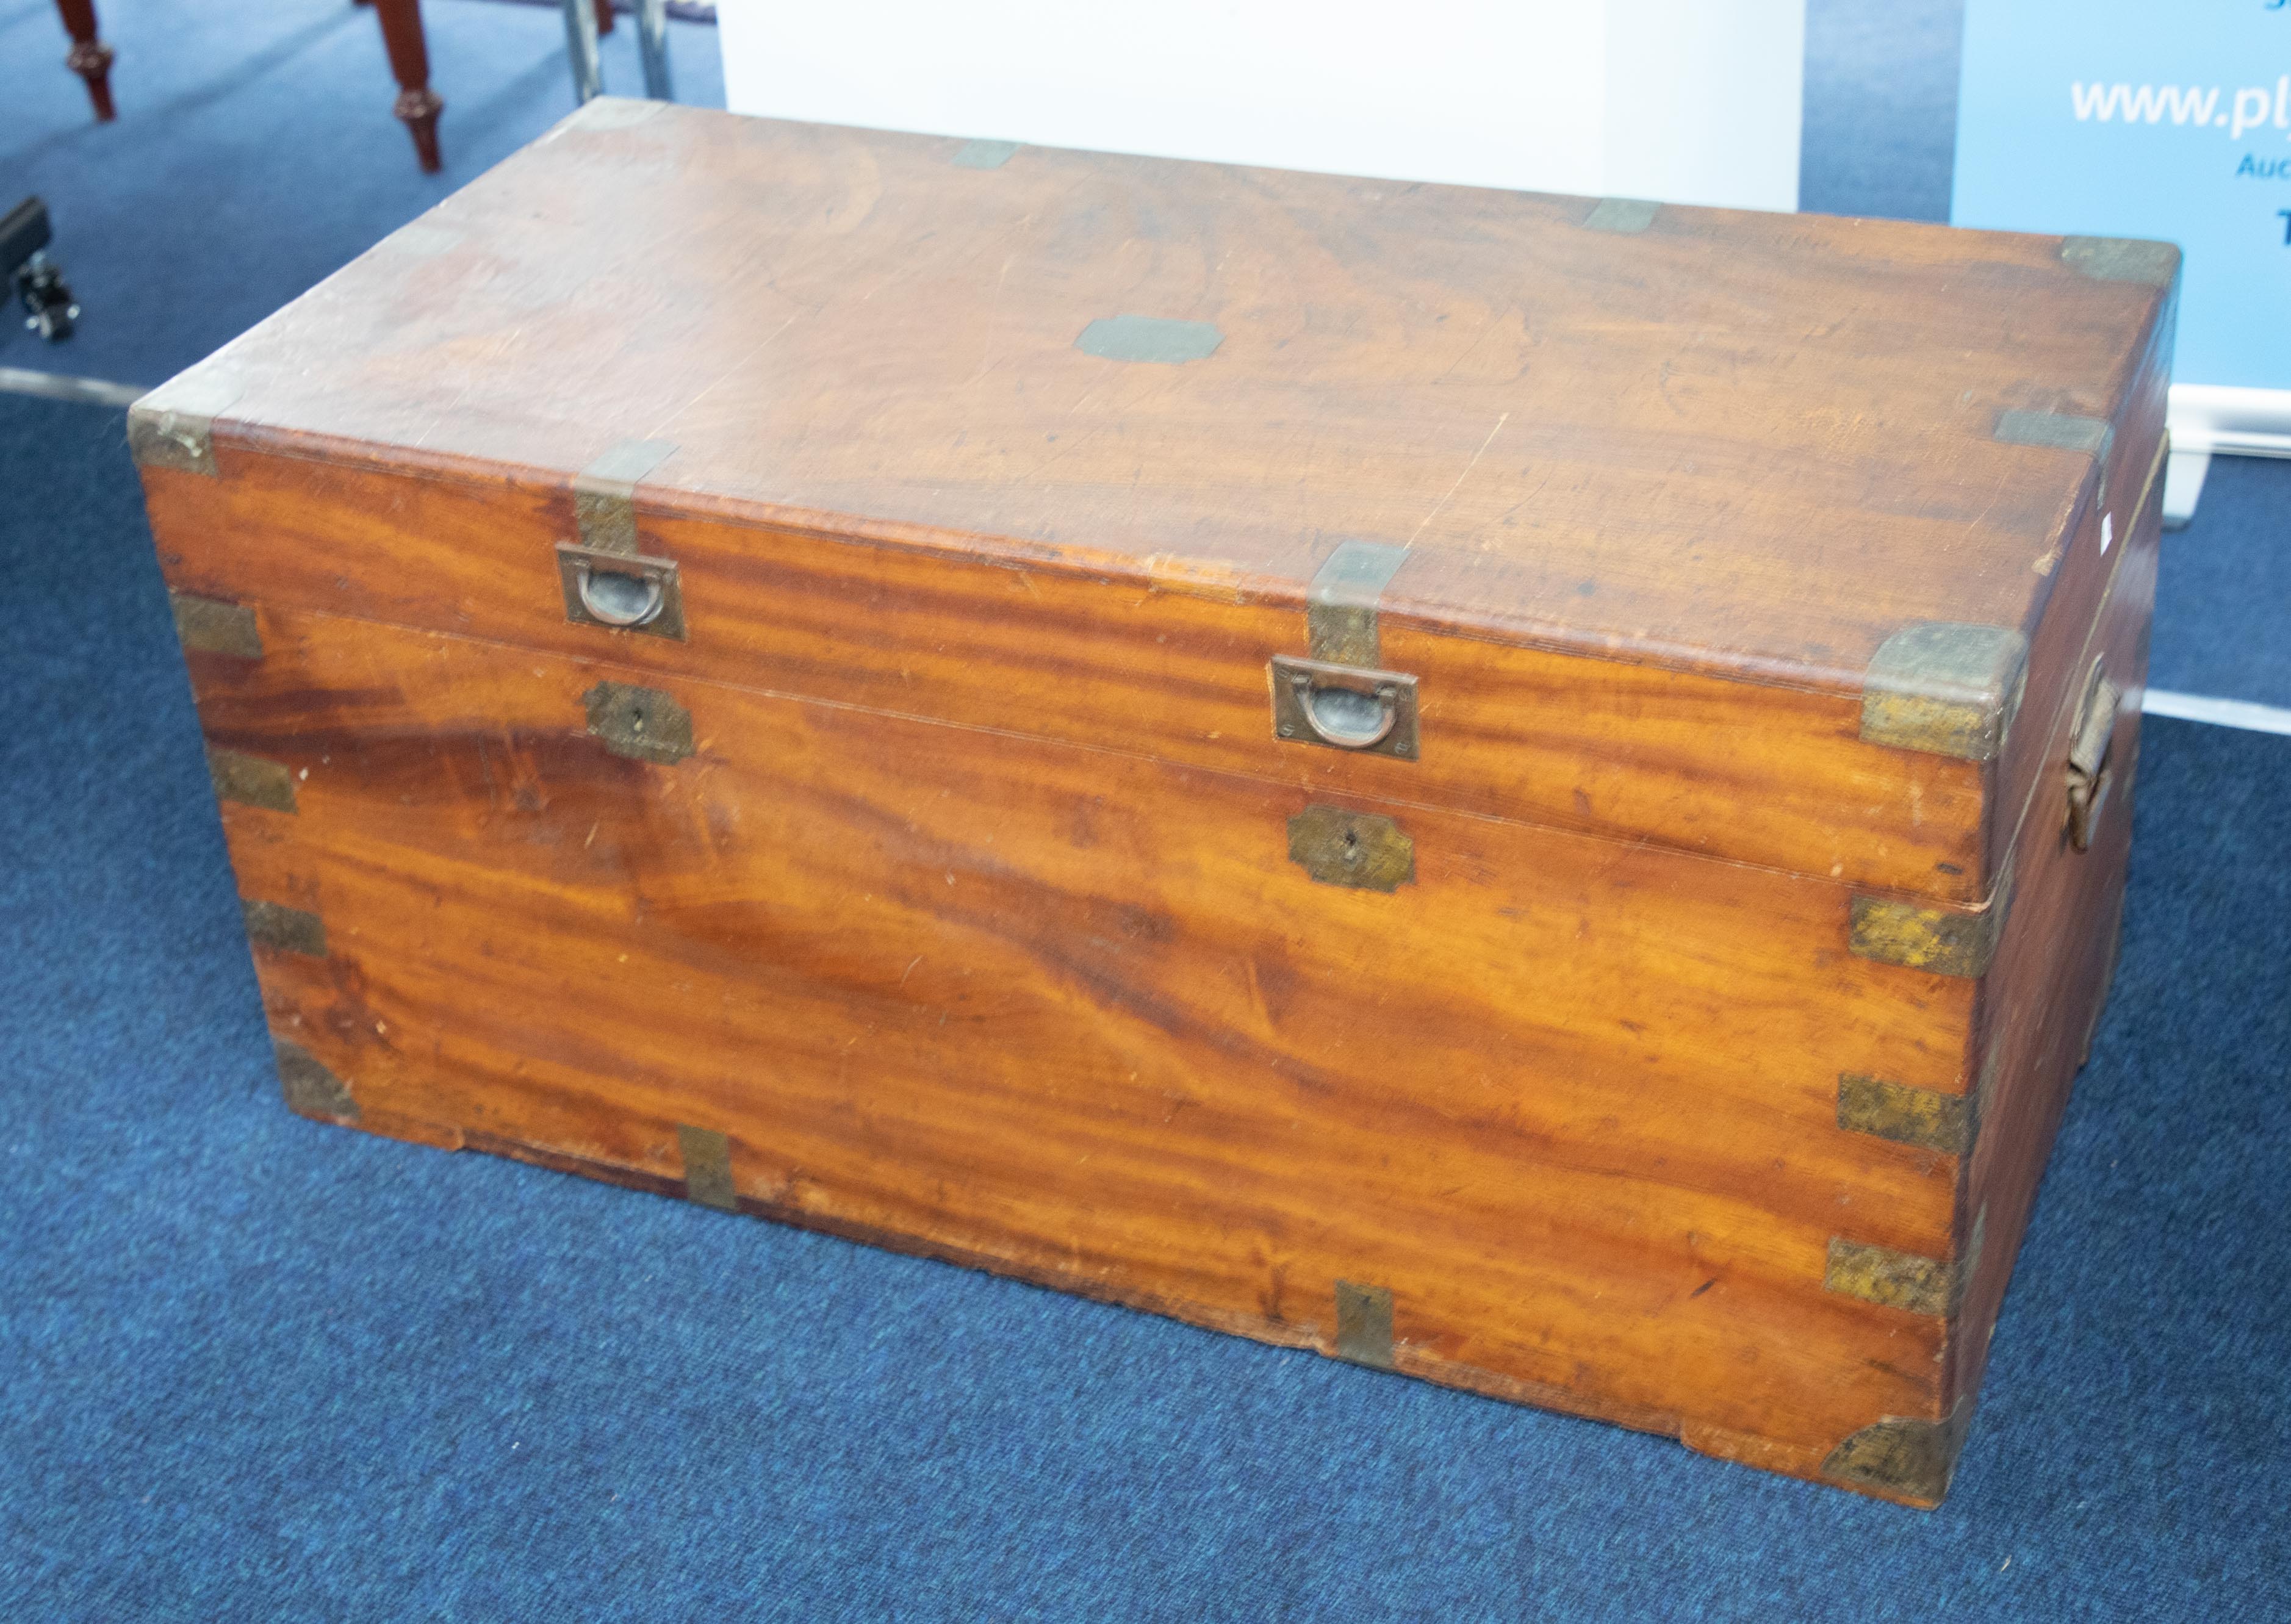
[559,0,603,103]
[633,0,673,101]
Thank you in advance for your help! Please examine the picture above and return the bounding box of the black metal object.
[4,196,81,343]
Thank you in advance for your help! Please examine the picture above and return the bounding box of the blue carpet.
[0,0,723,388]
[2,392,2288,1619]
[2150,455,2291,710]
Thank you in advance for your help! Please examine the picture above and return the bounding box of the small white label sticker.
[2101,512,2114,554]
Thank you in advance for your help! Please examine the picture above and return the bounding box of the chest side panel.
[1948,463,2160,1409]
[180,596,1979,1487]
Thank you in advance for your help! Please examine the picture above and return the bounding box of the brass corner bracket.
[1824,1398,1974,1506]
[1861,621,2029,761]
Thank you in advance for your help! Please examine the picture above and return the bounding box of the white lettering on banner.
[1958,0,2291,395]
[2070,77,2291,138]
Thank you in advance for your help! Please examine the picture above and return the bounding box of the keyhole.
[1342,827,1361,866]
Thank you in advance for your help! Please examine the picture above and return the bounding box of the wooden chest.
[132,102,2173,1506]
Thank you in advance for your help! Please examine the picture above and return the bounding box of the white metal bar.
[2167,384,2291,461]
[560,0,604,103]
[2144,689,2291,738]
[634,0,674,101]
[0,367,145,407]
[2162,446,2210,531]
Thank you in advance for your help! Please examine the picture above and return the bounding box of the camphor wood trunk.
[132,102,2174,1506]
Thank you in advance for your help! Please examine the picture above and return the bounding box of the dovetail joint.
[1836,1072,1977,1156]
[207,747,298,813]
[242,898,327,958]
[1849,871,2012,979]
[170,592,262,659]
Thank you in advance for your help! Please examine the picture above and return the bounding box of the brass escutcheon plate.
[1287,805,1415,893]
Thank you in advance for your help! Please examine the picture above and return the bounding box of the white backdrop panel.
[718,1,1805,212]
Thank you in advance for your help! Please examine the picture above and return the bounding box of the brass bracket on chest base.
[275,1040,358,1123]
[1334,1280,1397,1368]
[677,1125,739,1211]
[1823,1398,1974,1507]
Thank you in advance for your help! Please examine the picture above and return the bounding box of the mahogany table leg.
[371,0,444,174]
[55,0,117,123]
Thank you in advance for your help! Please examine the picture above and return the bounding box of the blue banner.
[1954,2,2291,389]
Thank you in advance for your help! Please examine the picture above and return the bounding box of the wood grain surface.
[135,106,2169,1503]
[136,102,2171,902]
[189,596,1974,1487]
[170,503,2150,1500]
[147,447,2008,900]
[1948,472,2158,1412]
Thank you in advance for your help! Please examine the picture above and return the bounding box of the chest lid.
[133,100,2174,909]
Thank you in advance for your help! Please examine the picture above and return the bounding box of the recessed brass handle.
[555,542,686,641]
[1292,670,1398,749]
[2065,659,2121,852]
[1268,655,1420,760]
[574,560,664,628]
